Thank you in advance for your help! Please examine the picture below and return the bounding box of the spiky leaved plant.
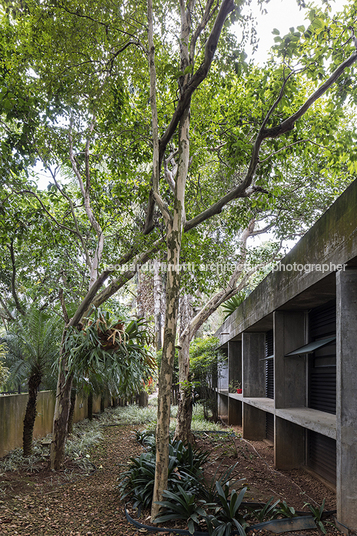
[4,309,61,456]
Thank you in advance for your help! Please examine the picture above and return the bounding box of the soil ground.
[0,423,344,536]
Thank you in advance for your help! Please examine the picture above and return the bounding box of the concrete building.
[215,179,357,532]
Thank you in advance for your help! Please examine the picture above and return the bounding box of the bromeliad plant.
[250,496,280,522]
[274,500,297,518]
[304,499,327,534]
[118,435,209,510]
[204,481,248,536]
[154,486,209,535]
[63,308,156,398]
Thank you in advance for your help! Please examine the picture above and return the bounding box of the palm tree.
[4,310,61,456]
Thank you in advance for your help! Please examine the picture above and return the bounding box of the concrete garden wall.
[0,391,108,458]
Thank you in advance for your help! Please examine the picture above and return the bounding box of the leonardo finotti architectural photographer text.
[105,261,347,275]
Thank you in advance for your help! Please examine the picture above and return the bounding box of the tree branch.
[69,269,112,328]
[44,164,92,269]
[13,188,85,241]
[259,138,327,163]
[89,239,163,311]
[159,0,234,159]
[8,241,26,316]
[59,288,70,324]
[0,296,15,321]
[184,185,265,231]
[143,0,234,234]
[184,49,357,233]
[189,0,217,63]
[262,51,357,138]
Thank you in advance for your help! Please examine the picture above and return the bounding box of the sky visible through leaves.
[240,0,347,64]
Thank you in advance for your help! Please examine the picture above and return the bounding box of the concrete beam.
[336,269,357,529]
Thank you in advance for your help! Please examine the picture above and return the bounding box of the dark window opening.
[308,301,336,415]
[307,430,336,485]
[266,412,274,443]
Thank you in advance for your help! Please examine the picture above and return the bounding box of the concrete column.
[274,417,305,469]
[336,269,357,530]
[242,332,265,397]
[243,404,266,440]
[274,311,306,409]
[218,393,228,419]
[228,398,242,425]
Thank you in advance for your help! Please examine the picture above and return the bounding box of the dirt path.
[0,426,143,536]
[0,424,343,536]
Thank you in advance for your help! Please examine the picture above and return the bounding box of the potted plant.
[229,380,242,394]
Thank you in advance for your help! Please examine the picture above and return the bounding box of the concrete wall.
[217,179,357,345]
[0,391,109,458]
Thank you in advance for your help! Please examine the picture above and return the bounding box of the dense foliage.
[189,337,227,421]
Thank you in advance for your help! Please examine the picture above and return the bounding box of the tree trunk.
[88,389,93,420]
[174,294,194,443]
[151,97,190,519]
[50,336,73,470]
[67,387,77,435]
[174,336,193,443]
[151,239,181,519]
[154,259,163,350]
[23,370,42,457]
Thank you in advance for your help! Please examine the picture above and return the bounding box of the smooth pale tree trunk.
[151,106,190,520]
[151,229,181,519]
[174,294,194,443]
[23,369,42,456]
[154,259,163,350]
